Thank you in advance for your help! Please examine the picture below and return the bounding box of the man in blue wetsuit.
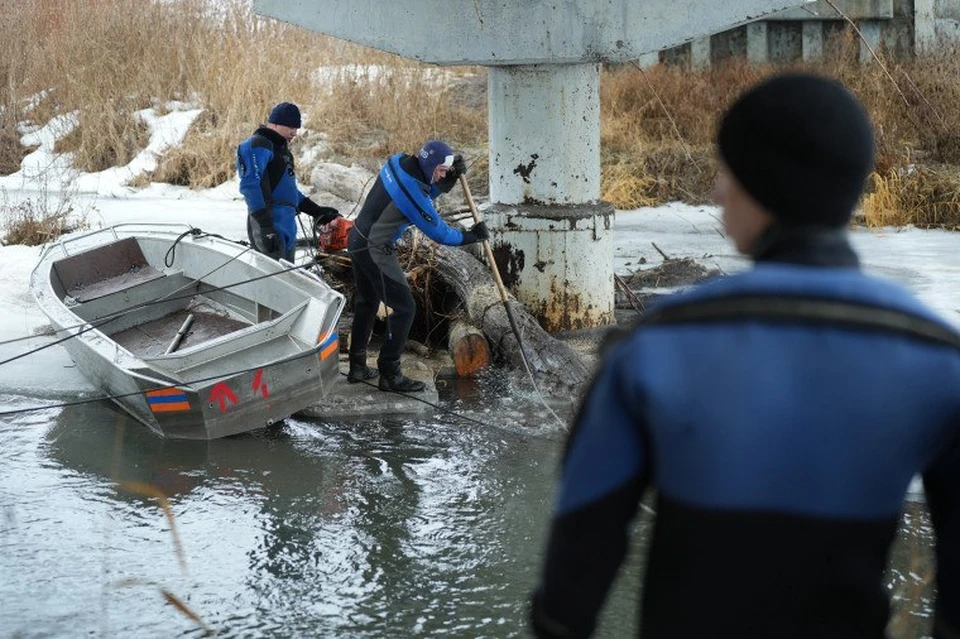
[347,140,489,392]
[237,102,341,262]
[531,73,959,638]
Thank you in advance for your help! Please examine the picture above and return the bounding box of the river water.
[0,377,936,638]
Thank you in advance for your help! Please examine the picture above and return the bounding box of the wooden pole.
[458,175,534,373]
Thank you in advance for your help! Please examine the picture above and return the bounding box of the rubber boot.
[377,358,426,393]
[346,353,378,384]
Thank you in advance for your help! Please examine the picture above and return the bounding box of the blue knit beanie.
[417,140,454,182]
[268,102,302,128]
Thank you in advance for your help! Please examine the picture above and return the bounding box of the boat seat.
[52,237,168,303]
[67,265,168,303]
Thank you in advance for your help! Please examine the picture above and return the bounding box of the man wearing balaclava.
[347,140,489,392]
[531,73,959,638]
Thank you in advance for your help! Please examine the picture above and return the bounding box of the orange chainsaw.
[317,216,353,252]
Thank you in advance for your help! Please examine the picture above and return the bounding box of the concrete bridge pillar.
[859,20,882,63]
[802,21,824,61]
[915,0,936,53]
[488,65,600,207]
[486,64,613,331]
[747,22,770,63]
[691,37,712,69]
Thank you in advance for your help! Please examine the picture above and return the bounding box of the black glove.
[436,154,467,193]
[299,198,341,225]
[451,154,467,179]
[262,231,280,253]
[251,208,279,254]
[461,221,489,245]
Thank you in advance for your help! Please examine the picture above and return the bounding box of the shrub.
[1,191,86,246]
[864,165,960,229]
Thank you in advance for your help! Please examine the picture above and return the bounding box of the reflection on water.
[0,392,936,638]
[1,393,565,637]
[886,501,937,639]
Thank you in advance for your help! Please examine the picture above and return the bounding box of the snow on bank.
[616,202,960,328]
[4,103,203,198]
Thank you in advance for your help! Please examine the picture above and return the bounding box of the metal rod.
[164,313,195,355]
[458,175,533,373]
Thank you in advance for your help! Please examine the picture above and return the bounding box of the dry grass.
[0,125,32,177]
[835,40,960,227]
[0,0,41,175]
[3,0,960,226]
[599,59,769,208]
[600,153,658,210]
[55,111,151,172]
[1,0,486,190]
[310,66,488,161]
[152,111,237,188]
[1,195,85,246]
[598,32,960,225]
[864,165,960,229]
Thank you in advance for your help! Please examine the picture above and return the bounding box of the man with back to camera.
[346,140,490,392]
[530,73,959,638]
[237,101,343,262]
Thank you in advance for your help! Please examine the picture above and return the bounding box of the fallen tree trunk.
[448,317,491,377]
[413,242,591,388]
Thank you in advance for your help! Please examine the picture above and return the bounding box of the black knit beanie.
[268,102,302,128]
[717,73,875,228]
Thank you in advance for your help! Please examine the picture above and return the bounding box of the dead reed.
[1,0,486,188]
[864,165,960,229]
[0,0,42,175]
[2,0,960,226]
[598,34,960,226]
[0,188,86,246]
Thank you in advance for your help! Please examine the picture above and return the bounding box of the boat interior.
[47,236,319,363]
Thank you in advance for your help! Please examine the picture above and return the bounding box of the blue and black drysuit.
[237,126,335,261]
[347,153,483,370]
[532,229,960,638]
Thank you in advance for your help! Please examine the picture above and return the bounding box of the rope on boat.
[164,226,245,267]
[164,227,202,267]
